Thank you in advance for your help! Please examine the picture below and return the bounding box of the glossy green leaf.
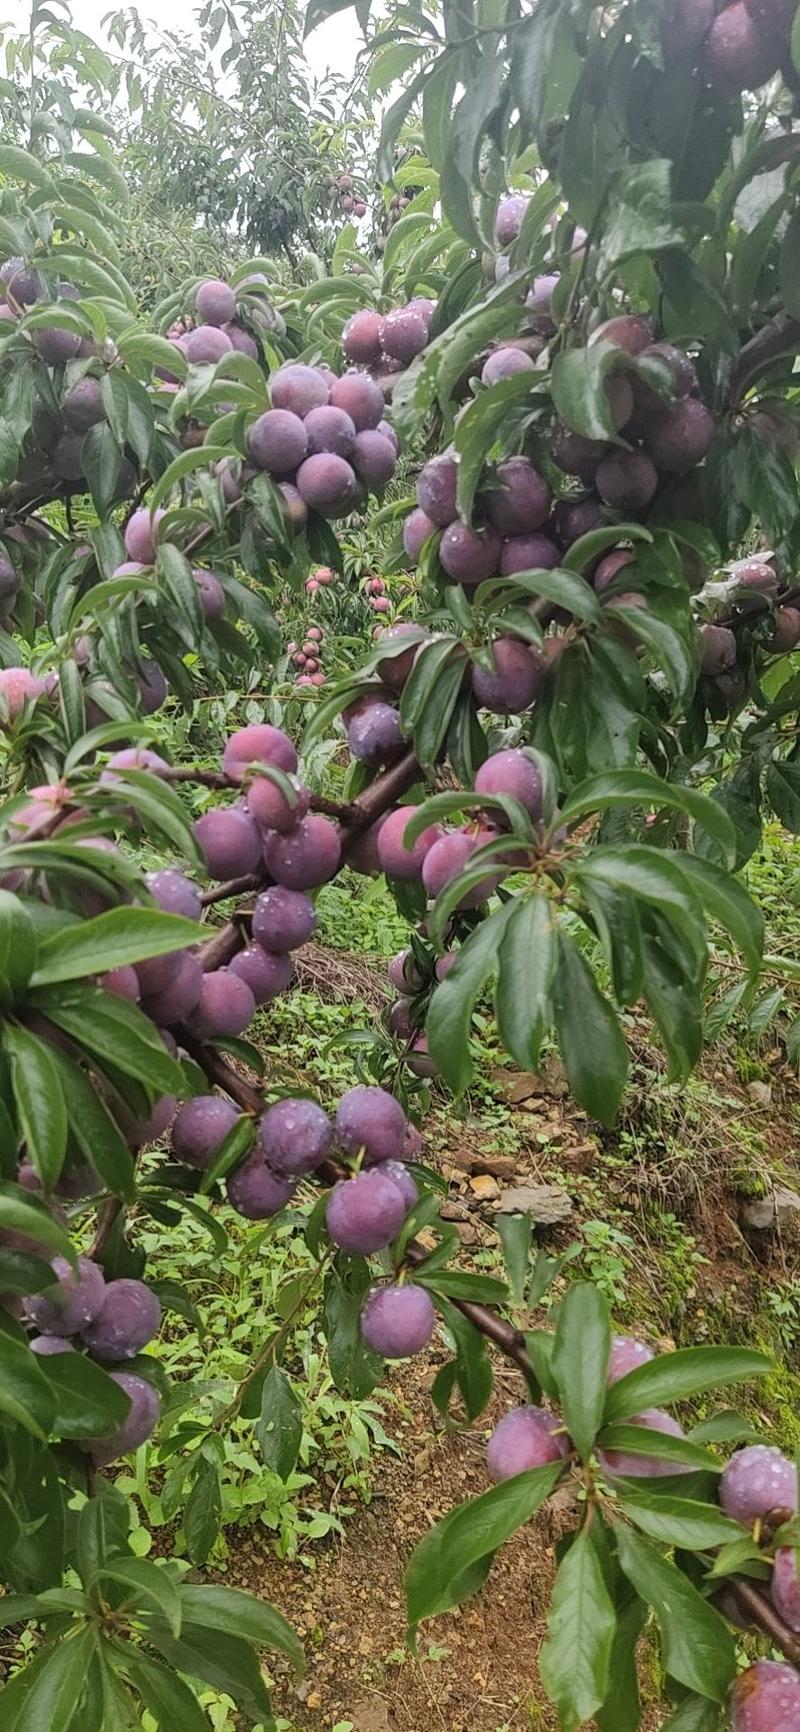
[96,1556,181,1636]
[178,1584,303,1672]
[142,1619,273,1724]
[539,1528,616,1730]
[3,1025,68,1192]
[559,769,736,865]
[616,1489,744,1550]
[31,907,202,987]
[45,1352,131,1441]
[183,1458,221,1566]
[256,1365,303,1482]
[426,901,516,1094]
[7,1624,96,1732]
[46,1048,135,1202]
[495,894,556,1073]
[121,1650,210,1732]
[552,930,629,1124]
[605,1345,771,1423]
[615,1525,736,1701]
[552,1281,611,1462]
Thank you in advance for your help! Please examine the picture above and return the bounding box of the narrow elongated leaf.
[0,1185,72,1259]
[552,930,629,1124]
[47,1048,135,1202]
[604,1346,771,1423]
[406,1462,564,1640]
[3,1024,68,1191]
[559,769,736,864]
[32,984,185,1095]
[539,1528,616,1730]
[45,1351,131,1441]
[31,908,203,986]
[598,1426,722,1473]
[178,1585,303,1672]
[552,1282,611,1462]
[121,1650,210,1732]
[596,1593,647,1732]
[7,1624,96,1732]
[616,1490,744,1550]
[661,1697,723,1730]
[616,1525,736,1701]
[495,895,555,1072]
[0,1317,55,1437]
[96,1557,181,1636]
[183,1458,221,1566]
[142,1619,273,1724]
[256,1365,303,1481]
[426,901,516,1093]
[147,446,229,513]
[323,1255,382,1399]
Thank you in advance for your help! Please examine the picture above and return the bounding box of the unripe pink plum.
[196,278,236,325]
[247,774,310,835]
[172,1095,240,1168]
[643,398,715,472]
[263,813,341,889]
[416,452,458,526]
[329,370,384,430]
[25,1255,105,1336]
[551,422,609,483]
[227,1153,295,1218]
[252,885,316,952]
[346,696,404,763]
[772,1548,800,1631]
[88,1371,161,1466]
[607,1334,654,1383]
[720,1444,798,1527]
[440,521,501,585]
[486,1406,570,1481]
[495,193,531,246]
[326,1169,408,1253]
[699,623,737,675]
[422,828,501,906]
[146,867,201,920]
[596,449,658,510]
[598,1408,691,1477]
[307,625,323,642]
[486,457,551,536]
[361,1283,435,1357]
[183,324,233,364]
[474,747,543,820]
[103,745,169,780]
[590,314,653,355]
[296,453,359,518]
[102,964,140,1002]
[481,346,536,387]
[305,404,356,457]
[706,0,779,88]
[247,408,308,475]
[260,1096,333,1175]
[141,952,203,1025]
[352,431,396,489]
[193,568,226,621]
[223,723,297,780]
[229,945,293,1003]
[731,1660,800,1731]
[0,668,46,719]
[194,806,262,878]
[62,376,105,432]
[376,806,441,879]
[335,1084,407,1164]
[472,636,543,713]
[381,307,427,364]
[83,1277,161,1360]
[125,508,166,565]
[343,309,386,366]
[370,595,391,613]
[500,532,560,576]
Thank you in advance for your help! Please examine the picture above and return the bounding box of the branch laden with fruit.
[3,0,800,1723]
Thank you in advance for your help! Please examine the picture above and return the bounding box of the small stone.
[468,1173,501,1201]
[497,1183,573,1224]
[746,1079,772,1108]
[449,1149,517,1179]
[455,1220,479,1245]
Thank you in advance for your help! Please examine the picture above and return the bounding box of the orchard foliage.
[0,0,799,1723]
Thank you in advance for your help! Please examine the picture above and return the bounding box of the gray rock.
[497,1183,573,1224]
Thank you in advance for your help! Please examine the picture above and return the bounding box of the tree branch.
[729,311,800,404]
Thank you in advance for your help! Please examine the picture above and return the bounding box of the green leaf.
[596,1592,647,1732]
[766,759,800,833]
[32,984,185,1096]
[496,1214,532,1306]
[551,341,629,442]
[31,908,202,986]
[616,1489,744,1550]
[120,1650,210,1732]
[552,930,629,1124]
[559,769,736,866]
[562,523,653,574]
[141,1619,273,1725]
[82,424,123,519]
[0,1185,72,1260]
[495,894,555,1073]
[323,1255,382,1399]
[477,567,602,623]
[405,1462,564,1641]
[436,1298,493,1420]
[7,1624,96,1732]
[661,1698,723,1731]
[577,848,707,964]
[47,1048,136,1202]
[551,1282,611,1462]
[604,1346,771,1423]
[0,1316,55,1437]
[0,144,56,191]
[0,889,38,997]
[198,1114,254,1196]
[615,1525,736,1701]
[256,1365,303,1482]
[421,1271,509,1303]
[598,1426,722,1473]
[426,902,516,1094]
[45,1351,131,1441]
[3,1025,68,1191]
[147,445,228,514]
[96,1557,181,1636]
[178,1585,303,1673]
[539,1528,616,1731]
[183,1458,221,1566]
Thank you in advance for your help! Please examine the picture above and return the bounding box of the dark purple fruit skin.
[643,398,714,473]
[352,431,396,489]
[403,508,436,563]
[769,607,800,652]
[705,0,779,90]
[474,748,543,820]
[440,522,502,585]
[140,953,203,1025]
[247,773,310,834]
[247,409,308,475]
[172,1096,240,1168]
[259,1096,333,1175]
[62,377,105,432]
[304,405,356,457]
[720,1444,798,1527]
[296,453,358,519]
[553,497,605,547]
[190,969,256,1038]
[644,342,698,398]
[335,1084,407,1165]
[194,807,262,879]
[772,1548,800,1632]
[471,637,543,714]
[325,1169,408,1253]
[381,307,427,363]
[595,449,658,510]
[416,453,459,527]
[590,314,653,355]
[87,1372,161,1467]
[346,698,404,764]
[263,814,341,890]
[377,623,421,689]
[270,363,329,417]
[361,1283,436,1357]
[594,550,635,591]
[343,309,385,366]
[329,370,384,430]
[226,1153,295,1218]
[481,347,536,386]
[25,1255,105,1336]
[551,423,609,484]
[196,278,236,325]
[731,1659,800,1731]
[146,868,201,920]
[699,623,737,675]
[486,1406,570,1482]
[376,807,440,879]
[252,885,316,953]
[500,533,560,576]
[495,193,530,246]
[229,945,293,1004]
[486,458,551,536]
[82,1278,161,1360]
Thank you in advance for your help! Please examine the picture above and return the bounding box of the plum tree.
[360,1283,436,1356]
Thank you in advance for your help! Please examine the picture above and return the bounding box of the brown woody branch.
[728,311,800,405]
